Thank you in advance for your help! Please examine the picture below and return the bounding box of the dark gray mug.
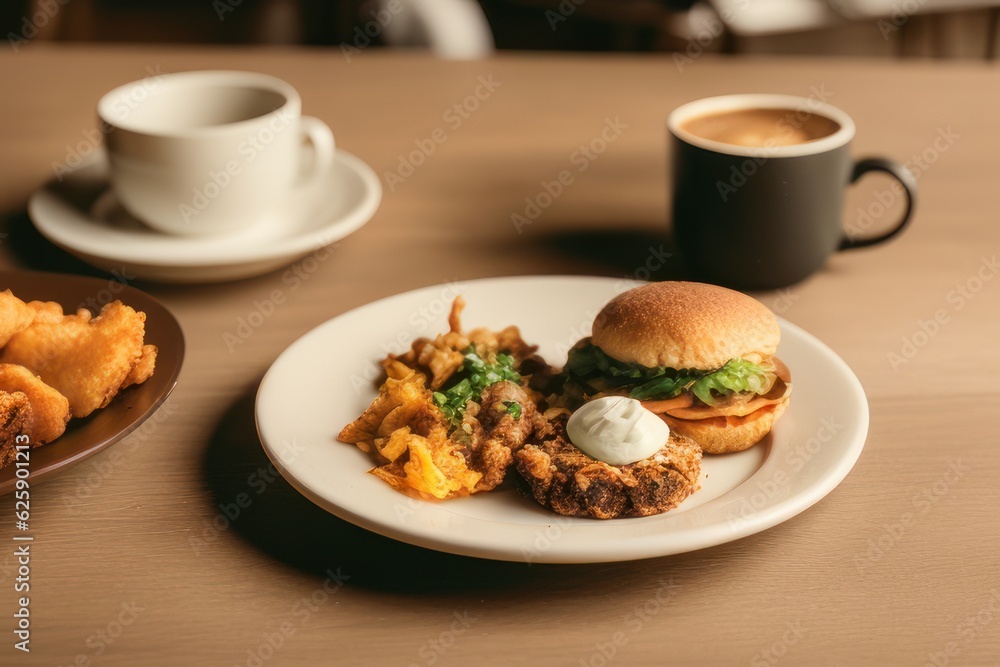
[668,94,917,290]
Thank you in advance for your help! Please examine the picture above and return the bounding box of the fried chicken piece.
[464,381,538,491]
[1,301,148,418]
[0,290,34,347]
[0,390,32,468]
[0,364,71,446]
[121,344,158,390]
[26,300,72,325]
[515,414,702,519]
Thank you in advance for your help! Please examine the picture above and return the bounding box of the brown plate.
[0,270,183,493]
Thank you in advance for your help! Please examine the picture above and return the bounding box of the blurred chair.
[376,0,495,58]
[19,0,495,57]
[827,0,1000,57]
[488,0,998,58]
[710,0,999,58]
[14,0,998,58]
[709,0,842,36]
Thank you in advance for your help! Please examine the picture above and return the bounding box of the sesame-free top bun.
[591,281,780,370]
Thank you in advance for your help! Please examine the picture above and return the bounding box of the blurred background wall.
[4,0,998,59]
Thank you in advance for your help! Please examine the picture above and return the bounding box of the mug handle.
[839,157,918,250]
[297,116,335,186]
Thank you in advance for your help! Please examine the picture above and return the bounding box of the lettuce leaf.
[565,343,774,405]
[687,358,775,405]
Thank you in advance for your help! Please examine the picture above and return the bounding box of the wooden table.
[1,46,998,666]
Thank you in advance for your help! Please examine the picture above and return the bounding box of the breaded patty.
[515,414,702,519]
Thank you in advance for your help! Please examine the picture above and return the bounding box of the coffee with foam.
[679,107,840,148]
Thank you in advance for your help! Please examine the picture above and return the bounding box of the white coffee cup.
[97,70,335,236]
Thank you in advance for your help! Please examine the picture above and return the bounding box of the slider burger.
[564,281,791,454]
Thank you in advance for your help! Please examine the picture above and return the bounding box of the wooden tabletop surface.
[1,46,998,666]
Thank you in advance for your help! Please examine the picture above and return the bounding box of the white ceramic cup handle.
[298,116,335,186]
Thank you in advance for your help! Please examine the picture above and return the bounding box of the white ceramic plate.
[28,148,381,283]
[256,276,869,563]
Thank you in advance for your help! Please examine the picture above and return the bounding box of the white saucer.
[28,148,382,283]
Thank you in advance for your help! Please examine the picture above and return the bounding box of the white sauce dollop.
[566,396,671,466]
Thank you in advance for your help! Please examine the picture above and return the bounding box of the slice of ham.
[641,356,791,420]
[660,380,790,419]
[639,394,694,414]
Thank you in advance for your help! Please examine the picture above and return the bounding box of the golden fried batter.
[26,300,71,325]
[0,290,33,347]
[121,344,158,390]
[1,301,147,418]
[0,364,71,445]
[0,390,31,468]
